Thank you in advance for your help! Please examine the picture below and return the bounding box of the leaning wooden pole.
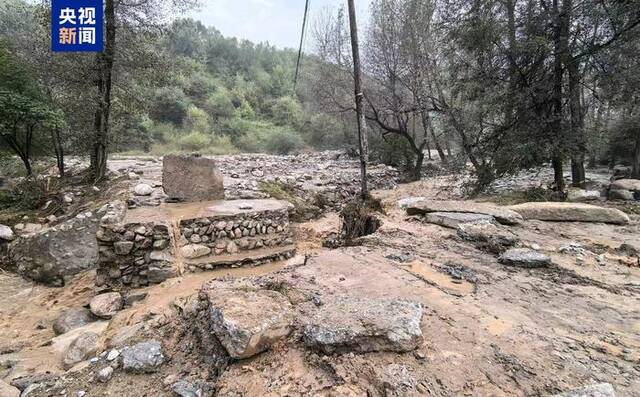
[347,0,369,199]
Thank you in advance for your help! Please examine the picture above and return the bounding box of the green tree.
[0,41,64,175]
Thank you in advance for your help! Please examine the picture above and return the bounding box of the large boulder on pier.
[509,202,630,224]
[163,154,225,202]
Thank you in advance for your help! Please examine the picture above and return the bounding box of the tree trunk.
[552,156,565,191]
[568,60,586,187]
[410,150,425,182]
[421,110,447,164]
[91,0,115,182]
[347,0,369,199]
[551,0,566,192]
[505,0,517,124]
[633,134,640,179]
[51,128,65,177]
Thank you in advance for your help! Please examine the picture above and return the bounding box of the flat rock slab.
[509,202,630,225]
[608,189,635,201]
[567,189,601,202]
[424,212,495,229]
[610,179,640,191]
[499,248,551,268]
[204,288,293,359]
[552,383,616,397]
[303,297,423,354]
[405,199,522,225]
[163,154,224,202]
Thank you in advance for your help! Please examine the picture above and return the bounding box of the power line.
[293,0,310,92]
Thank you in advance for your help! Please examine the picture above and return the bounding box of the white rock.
[567,189,601,202]
[106,349,120,361]
[180,244,211,259]
[97,366,114,383]
[133,183,153,196]
[0,224,15,241]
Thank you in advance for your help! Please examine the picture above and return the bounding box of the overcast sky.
[188,0,370,50]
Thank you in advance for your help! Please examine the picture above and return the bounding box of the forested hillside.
[0,0,350,166]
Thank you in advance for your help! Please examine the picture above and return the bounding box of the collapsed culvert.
[324,199,383,248]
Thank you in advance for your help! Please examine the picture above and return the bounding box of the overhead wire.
[293,0,311,92]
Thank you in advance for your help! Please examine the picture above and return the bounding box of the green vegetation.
[112,19,349,156]
[477,187,552,206]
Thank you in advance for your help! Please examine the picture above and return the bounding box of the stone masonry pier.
[96,199,295,289]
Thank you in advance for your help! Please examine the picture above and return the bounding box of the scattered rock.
[499,248,551,268]
[63,331,99,369]
[133,183,154,196]
[172,380,204,397]
[106,349,120,361]
[124,292,148,306]
[0,380,20,397]
[567,189,601,202]
[122,340,165,373]
[53,308,95,335]
[551,382,616,397]
[163,154,225,202]
[9,373,57,392]
[180,244,211,259]
[97,366,114,383]
[203,288,293,359]
[90,292,124,319]
[405,199,522,225]
[303,297,423,354]
[0,224,15,241]
[509,202,630,224]
[457,222,518,253]
[423,212,495,229]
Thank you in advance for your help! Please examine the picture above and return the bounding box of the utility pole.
[347,0,369,199]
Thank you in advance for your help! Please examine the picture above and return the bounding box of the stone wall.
[96,220,175,289]
[178,208,292,255]
[96,199,295,289]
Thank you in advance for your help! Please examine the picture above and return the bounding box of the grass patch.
[258,180,320,222]
[619,202,640,215]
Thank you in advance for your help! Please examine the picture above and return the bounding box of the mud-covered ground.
[0,153,638,396]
